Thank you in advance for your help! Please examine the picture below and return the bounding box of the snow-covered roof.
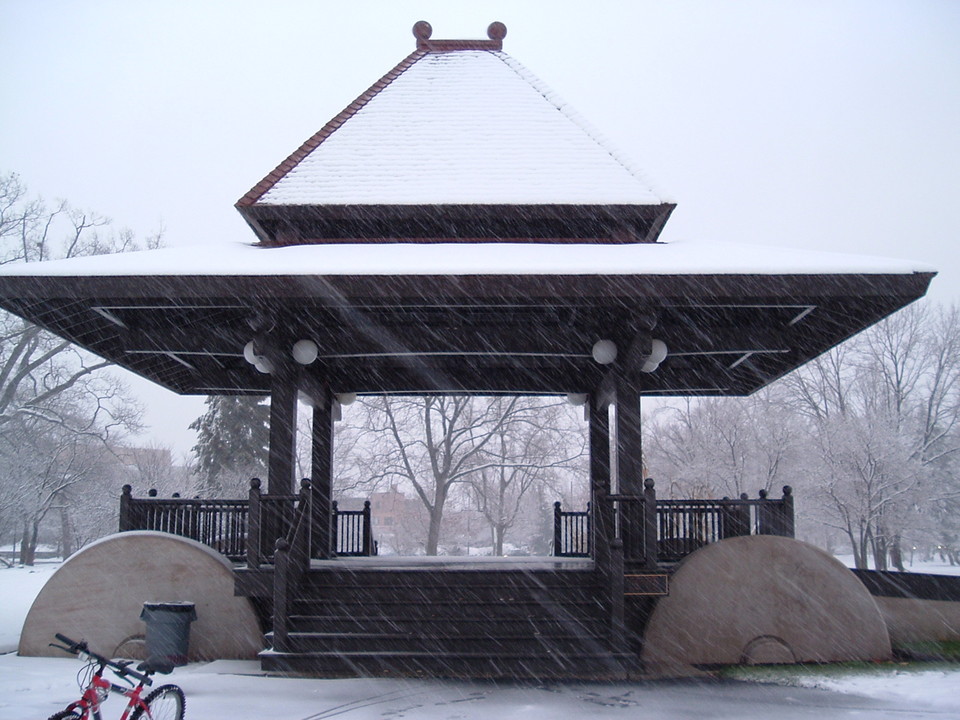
[239,24,667,212]
[0,239,934,279]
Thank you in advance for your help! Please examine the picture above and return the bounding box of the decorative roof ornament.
[413,20,507,51]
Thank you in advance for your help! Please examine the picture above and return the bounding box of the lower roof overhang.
[0,243,935,398]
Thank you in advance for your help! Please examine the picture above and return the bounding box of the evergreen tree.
[189,396,269,496]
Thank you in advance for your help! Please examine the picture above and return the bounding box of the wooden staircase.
[260,566,638,679]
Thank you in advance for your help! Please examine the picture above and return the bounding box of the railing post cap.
[363,500,371,508]
[148,488,158,497]
[644,477,655,490]
[250,477,261,489]
[758,489,768,499]
[275,538,290,552]
[300,478,311,491]
[740,492,749,500]
[782,485,793,497]
[554,501,561,509]
[122,484,132,495]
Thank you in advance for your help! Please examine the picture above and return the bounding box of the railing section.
[656,486,794,562]
[556,483,794,565]
[120,485,249,562]
[554,501,591,557]
[331,501,377,557]
[120,481,378,564]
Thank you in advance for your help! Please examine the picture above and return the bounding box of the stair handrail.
[273,478,311,653]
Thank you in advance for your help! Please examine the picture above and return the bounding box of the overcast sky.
[2,0,958,456]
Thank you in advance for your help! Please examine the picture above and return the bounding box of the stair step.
[292,599,604,618]
[260,648,637,680]
[287,615,608,636]
[281,631,614,655]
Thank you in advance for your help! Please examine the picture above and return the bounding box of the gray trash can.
[140,601,196,666]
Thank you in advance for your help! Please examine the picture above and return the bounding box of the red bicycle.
[47,633,185,720]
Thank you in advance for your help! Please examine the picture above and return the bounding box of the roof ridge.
[493,53,671,204]
[236,48,429,207]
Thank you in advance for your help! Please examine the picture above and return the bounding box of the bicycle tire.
[47,710,85,720]
[129,683,185,720]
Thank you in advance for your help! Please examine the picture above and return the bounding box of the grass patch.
[894,641,960,662]
[717,658,959,685]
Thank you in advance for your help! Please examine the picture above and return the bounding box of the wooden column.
[310,393,338,559]
[267,363,298,495]
[611,372,646,564]
[589,395,613,576]
[612,372,644,496]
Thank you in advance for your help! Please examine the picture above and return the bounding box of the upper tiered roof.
[0,22,935,399]
[237,22,675,244]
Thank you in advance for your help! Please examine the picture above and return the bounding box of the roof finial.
[487,22,507,41]
[413,21,432,41]
[412,21,506,51]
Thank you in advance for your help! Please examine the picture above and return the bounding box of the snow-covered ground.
[2,556,959,719]
[0,561,59,654]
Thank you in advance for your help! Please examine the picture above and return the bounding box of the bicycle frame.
[60,653,150,720]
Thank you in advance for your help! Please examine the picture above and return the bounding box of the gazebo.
[0,22,934,677]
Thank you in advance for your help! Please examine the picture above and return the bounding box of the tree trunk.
[494,524,505,556]
[425,507,443,555]
[20,520,38,566]
[889,535,905,572]
[846,530,864,569]
[59,505,74,559]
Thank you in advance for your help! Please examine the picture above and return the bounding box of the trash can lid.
[142,601,196,612]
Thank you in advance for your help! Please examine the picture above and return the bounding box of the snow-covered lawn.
[0,561,59,653]
[2,557,959,719]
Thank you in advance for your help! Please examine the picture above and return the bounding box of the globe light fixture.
[292,339,319,365]
[566,393,588,406]
[641,338,668,373]
[337,392,357,406]
[243,340,259,364]
[591,339,618,365]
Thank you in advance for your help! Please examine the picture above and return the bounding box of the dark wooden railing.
[120,485,250,562]
[656,487,794,562]
[557,481,795,565]
[120,480,378,564]
[553,501,591,557]
[331,500,377,557]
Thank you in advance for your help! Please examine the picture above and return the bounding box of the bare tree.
[466,396,585,555]
[0,172,157,562]
[341,395,585,556]
[783,303,960,568]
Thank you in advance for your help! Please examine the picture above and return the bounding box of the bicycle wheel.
[130,684,185,720]
[47,710,85,720]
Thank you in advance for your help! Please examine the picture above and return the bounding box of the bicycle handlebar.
[51,633,153,685]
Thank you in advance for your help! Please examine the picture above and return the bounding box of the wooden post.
[273,538,290,652]
[553,501,562,556]
[247,478,262,569]
[609,538,627,653]
[311,397,335,559]
[119,484,133,532]
[611,374,644,562]
[589,397,613,575]
[781,485,795,538]
[643,478,658,568]
[331,501,339,557]
[612,375,644,497]
[268,364,298,495]
[362,500,372,556]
